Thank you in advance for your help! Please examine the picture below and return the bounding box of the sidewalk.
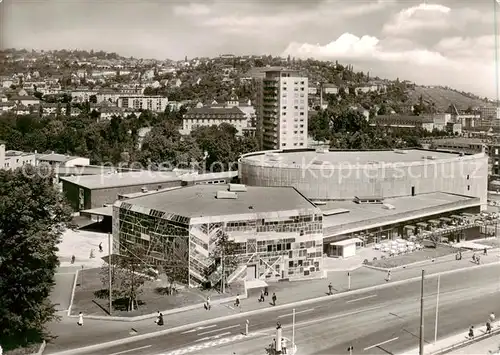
[45,251,500,354]
[402,321,500,355]
[450,333,500,354]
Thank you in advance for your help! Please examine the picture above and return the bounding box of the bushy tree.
[0,166,72,350]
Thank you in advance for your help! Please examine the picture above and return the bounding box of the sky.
[1,0,500,98]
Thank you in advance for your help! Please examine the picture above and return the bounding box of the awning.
[330,238,363,247]
[416,222,428,227]
[428,219,440,225]
[450,215,463,219]
[404,225,416,229]
[440,217,453,222]
[80,206,113,217]
[461,213,476,217]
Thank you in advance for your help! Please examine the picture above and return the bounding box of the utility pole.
[108,233,112,315]
[419,270,425,355]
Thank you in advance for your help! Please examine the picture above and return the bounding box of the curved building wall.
[239,150,488,208]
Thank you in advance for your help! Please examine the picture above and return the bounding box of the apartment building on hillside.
[256,68,308,150]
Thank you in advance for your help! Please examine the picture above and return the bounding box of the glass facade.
[190,213,323,285]
[114,203,190,285]
[114,202,324,287]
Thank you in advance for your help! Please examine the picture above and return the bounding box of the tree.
[100,244,151,312]
[0,166,72,350]
[208,233,239,290]
[89,94,97,104]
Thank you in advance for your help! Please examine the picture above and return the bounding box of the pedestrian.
[259,289,265,302]
[206,296,211,310]
[272,338,276,351]
[234,294,240,308]
[484,247,488,255]
[490,312,496,323]
[328,282,333,295]
[468,325,474,339]
[281,338,287,354]
[77,312,83,326]
[71,255,75,264]
[99,242,103,253]
[157,313,164,326]
[272,292,277,306]
[155,311,160,323]
[487,321,492,334]
[386,270,391,282]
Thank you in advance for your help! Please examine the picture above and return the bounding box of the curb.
[401,321,500,355]
[48,261,500,355]
[365,247,499,272]
[70,289,248,321]
[66,269,79,317]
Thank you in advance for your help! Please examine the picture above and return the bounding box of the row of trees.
[308,109,453,150]
[0,108,258,169]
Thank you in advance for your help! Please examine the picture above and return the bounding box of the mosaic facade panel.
[115,207,190,284]
[190,212,323,284]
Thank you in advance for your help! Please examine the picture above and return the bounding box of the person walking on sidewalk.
[468,325,474,339]
[272,292,277,306]
[205,296,211,310]
[386,270,391,282]
[77,312,83,326]
[259,289,265,303]
[487,321,492,334]
[281,338,287,354]
[234,294,240,308]
[328,282,333,295]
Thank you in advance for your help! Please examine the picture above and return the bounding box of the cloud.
[283,33,449,67]
[382,3,451,36]
[173,3,211,16]
[382,3,493,37]
[201,0,395,35]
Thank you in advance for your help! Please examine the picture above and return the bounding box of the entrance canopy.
[330,237,363,246]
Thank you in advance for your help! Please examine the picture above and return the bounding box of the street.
[67,264,500,355]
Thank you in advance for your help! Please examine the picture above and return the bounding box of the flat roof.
[241,149,465,167]
[60,171,185,190]
[121,184,317,217]
[181,171,238,182]
[322,192,479,236]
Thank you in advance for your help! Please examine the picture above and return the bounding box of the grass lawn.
[367,245,458,269]
[70,268,244,317]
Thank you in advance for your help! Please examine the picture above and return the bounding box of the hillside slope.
[407,86,487,111]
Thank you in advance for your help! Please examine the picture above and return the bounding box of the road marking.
[364,337,399,351]
[181,324,217,334]
[295,305,385,329]
[278,308,315,318]
[108,345,152,355]
[198,324,239,335]
[195,331,231,342]
[346,294,377,303]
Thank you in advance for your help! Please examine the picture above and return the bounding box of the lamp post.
[434,274,441,344]
[292,308,296,353]
[419,270,425,355]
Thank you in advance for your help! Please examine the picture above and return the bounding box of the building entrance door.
[246,265,256,280]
